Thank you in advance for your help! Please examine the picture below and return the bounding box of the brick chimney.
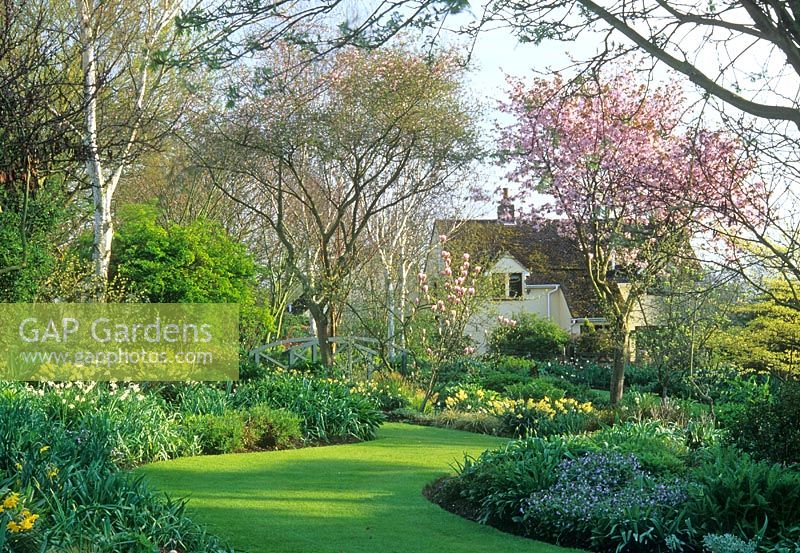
[497,187,515,224]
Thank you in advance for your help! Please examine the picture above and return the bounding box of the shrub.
[488,314,569,359]
[454,436,573,524]
[572,421,690,476]
[504,379,566,400]
[243,406,302,450]
[111,204,257,304]
[540,360,611,389]
[435,357,491,390]
[686,447,800,543]
[474,356,535,391]
[232,371,384,442]
[719,379,800,464]
[571,324,614,359]
[184,412,246,455]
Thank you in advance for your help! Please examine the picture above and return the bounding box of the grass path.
[138,423,579,553]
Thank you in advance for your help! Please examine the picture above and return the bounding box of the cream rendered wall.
[466,287,574,353]
[618,283,663,329]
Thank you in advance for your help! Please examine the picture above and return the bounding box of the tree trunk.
[309,304,333,367]
[398,259,409,349]
[79,0,112,286]
[609,321,630,405]
[386,277,396,361]
[419,368,437,413]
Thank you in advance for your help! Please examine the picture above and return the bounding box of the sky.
[437,7,605,218]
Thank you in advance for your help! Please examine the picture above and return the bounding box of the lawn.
[138,423,579,553]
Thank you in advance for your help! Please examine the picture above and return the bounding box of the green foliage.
[184,412,246,454]
[435,355,534,393]
[617,391,711,428]
[0,384,231,552]
[232,370,384,442]
[498,397,596,438]
[703,533,758,553]
[172,382,231,416]
[687,447,800,543]
[454,436,572,524]
[348,374,414,411]
[571,324,614,359]
[540,360,612,389]
[38,466,231,553]
[243,405,302,450]
[571,421,691,476]
[34,382,195,467]
[711,280,800,378]
[488,313,569,359]
[518,452,691,550]
[111,204,258,303]
[719,379,800,465]
[503,379,566,400]
[427,411,504,435]
[0,184,64,302]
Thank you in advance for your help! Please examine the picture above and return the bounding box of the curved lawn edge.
[137,423,583,553]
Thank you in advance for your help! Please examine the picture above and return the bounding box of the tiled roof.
[434,219,604,318]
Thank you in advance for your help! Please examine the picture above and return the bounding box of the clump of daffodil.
[1,491,39,535]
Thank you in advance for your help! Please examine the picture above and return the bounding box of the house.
[433,190,657,353]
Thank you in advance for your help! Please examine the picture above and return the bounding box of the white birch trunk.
[79,0,113,285]
[386,276,396,360]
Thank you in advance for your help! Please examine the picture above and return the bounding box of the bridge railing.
[250,336,413,378]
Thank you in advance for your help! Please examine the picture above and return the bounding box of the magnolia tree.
[501,71,756,403]
[413,240,484,411]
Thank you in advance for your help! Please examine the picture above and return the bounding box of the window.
[508,273,523,298]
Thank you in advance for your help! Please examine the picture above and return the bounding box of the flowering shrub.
[413,242,485,410]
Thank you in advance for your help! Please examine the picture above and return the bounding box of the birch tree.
[74,0,186,284]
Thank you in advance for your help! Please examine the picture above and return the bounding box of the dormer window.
[508,273,523,298]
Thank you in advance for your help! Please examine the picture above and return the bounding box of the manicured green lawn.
[138,423,579,553]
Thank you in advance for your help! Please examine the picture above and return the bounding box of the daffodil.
[3,492,20,510]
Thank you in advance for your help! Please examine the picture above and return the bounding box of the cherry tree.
[501,71,755,403]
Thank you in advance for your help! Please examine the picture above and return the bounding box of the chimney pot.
[497,188,515,224]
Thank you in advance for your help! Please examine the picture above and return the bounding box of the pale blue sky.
[440,8,604,217]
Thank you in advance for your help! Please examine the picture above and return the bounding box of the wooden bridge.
[249,336,413,377]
